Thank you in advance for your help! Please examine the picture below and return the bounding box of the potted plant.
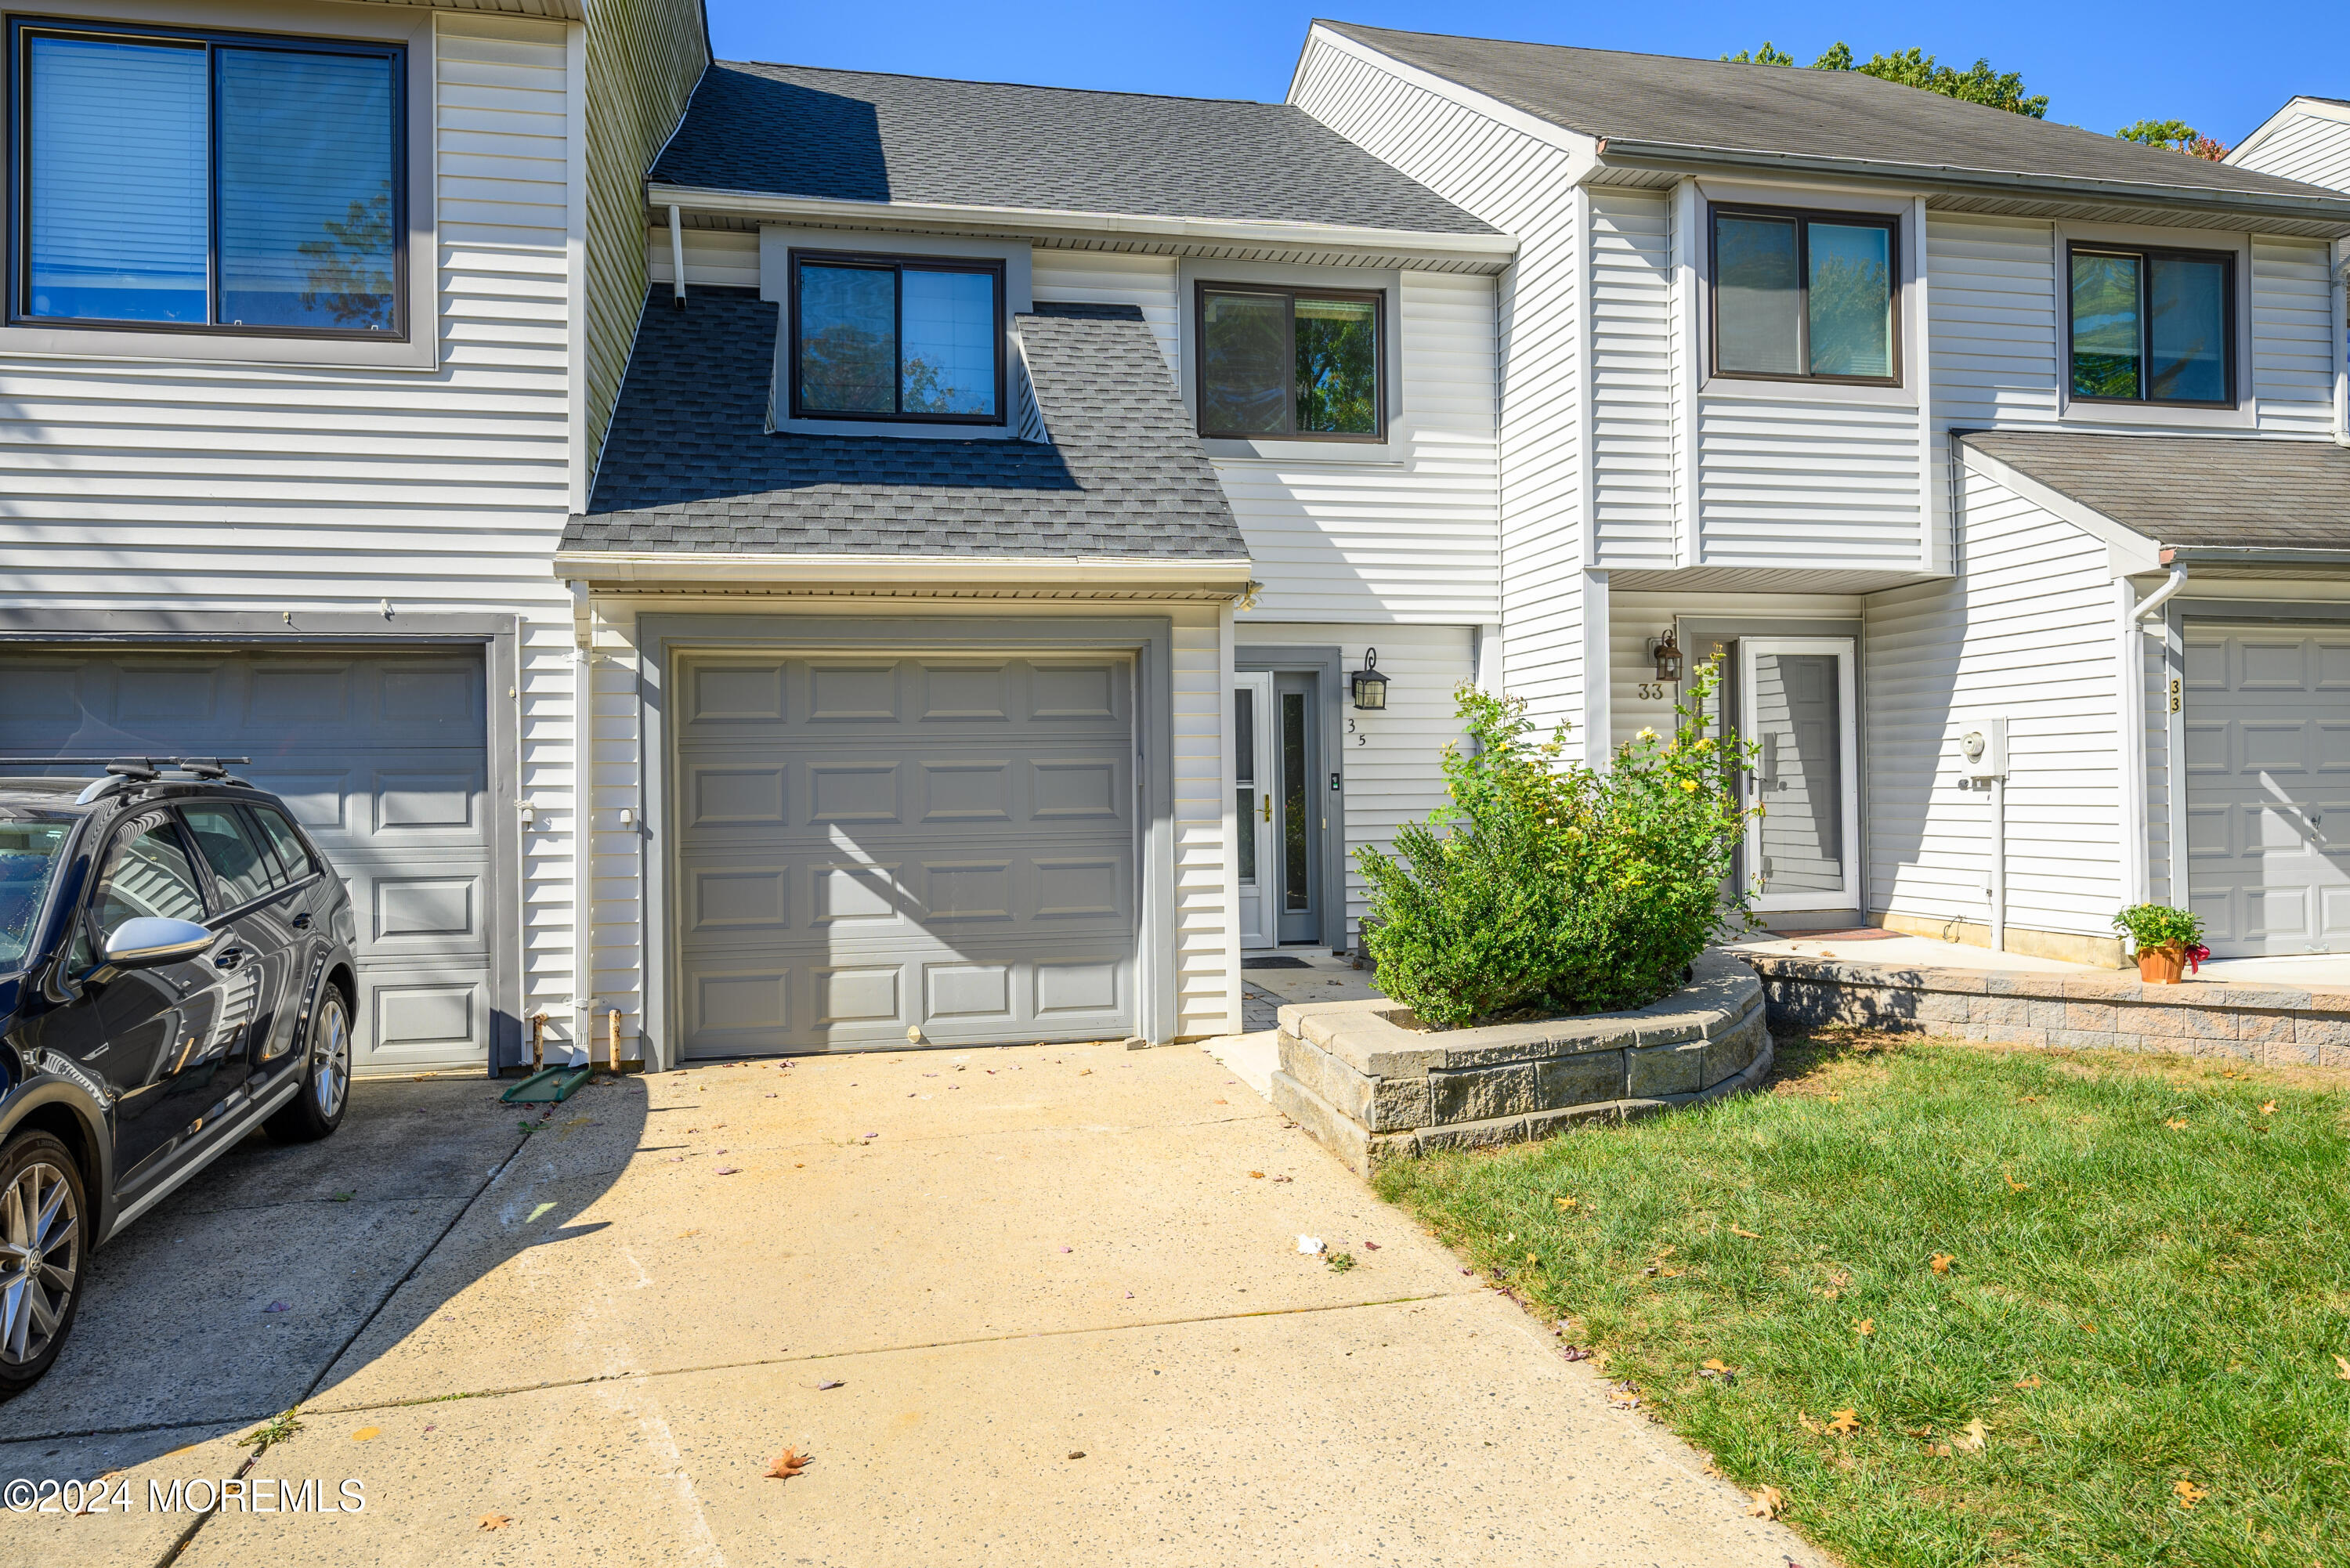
[2111,904,2211,984]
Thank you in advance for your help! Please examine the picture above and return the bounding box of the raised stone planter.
[1271,949,1772,1176]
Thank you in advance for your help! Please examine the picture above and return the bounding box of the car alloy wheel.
[313,994,351,1121]
[0,1161,79,1368]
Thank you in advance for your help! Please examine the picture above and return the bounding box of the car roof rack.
[0,756,254,804]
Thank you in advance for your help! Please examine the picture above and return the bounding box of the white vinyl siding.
[1289,31,1589,736]
[649,222,762,292]
[1589,192,1678,570]
[0,14,592,1058]
[2251,238,2337,433]
[2229,103,2350,192]
[1694,396,1925,568]
[1864,467,2124,941]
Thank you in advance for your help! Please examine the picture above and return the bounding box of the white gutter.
[643,183,1520,269]
[2130,563,2191,624]
[552,551,1256,591]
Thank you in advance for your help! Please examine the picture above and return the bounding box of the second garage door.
[2182,623,2350,956]
[0,645,497,1072]
[672,652,1137,1056]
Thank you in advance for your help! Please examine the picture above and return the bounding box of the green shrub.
[1355,663,1759,1028]
[2111,902,2204,952]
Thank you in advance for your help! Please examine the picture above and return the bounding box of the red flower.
[2184,945,2211,974]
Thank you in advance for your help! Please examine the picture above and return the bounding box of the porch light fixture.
[1349,649,1389,711]
[1652,629,1684,685]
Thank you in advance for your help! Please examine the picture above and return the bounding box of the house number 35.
[1347,718,1366,746]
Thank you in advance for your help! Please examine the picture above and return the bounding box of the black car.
[0,758,360,1393]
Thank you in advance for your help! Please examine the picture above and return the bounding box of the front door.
[1737,638,1860,912]
[1273,673,1321,944]
[1234,674,1277,950]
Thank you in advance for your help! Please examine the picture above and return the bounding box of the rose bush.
[1354,660,1759,1028]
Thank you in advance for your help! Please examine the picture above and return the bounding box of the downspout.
[2117,562,2189,912]
[668,204,688,309]
[569,582,597,1067]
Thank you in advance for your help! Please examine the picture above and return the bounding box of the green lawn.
[1374,1031,2350,1568]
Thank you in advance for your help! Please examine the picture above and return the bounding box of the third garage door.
[672,653,1137,1056]
[2182,623,2350,956]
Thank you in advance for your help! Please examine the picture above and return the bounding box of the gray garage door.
[673,653,1136,1056]
[2182,623,2350,956]
[0,646,494,1071]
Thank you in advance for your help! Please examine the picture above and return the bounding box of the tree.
[2117,118,2229,161]
[1723,41,2049,118]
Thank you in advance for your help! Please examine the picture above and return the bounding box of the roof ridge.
[714,57,1278,110]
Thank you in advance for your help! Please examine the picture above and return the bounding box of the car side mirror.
[101,917,220,970]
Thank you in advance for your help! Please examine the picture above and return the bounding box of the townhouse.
[1292,23,2350,966]
[0,0,707,1074]
[6,16,2345,1079]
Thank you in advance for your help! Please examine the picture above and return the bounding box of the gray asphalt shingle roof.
[1321,21,2350,208]
[649,61,1495,233]
[1957,430,2350,554]
[566,290,1248,562]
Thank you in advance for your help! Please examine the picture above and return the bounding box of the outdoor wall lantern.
[1651,628,1684,685]
[1349,649,1389,711]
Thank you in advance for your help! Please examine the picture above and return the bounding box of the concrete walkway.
[4,1039,1813,1566]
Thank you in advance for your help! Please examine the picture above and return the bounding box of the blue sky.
[704,2,2346,149]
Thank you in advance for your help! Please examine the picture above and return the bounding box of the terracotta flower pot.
[2136,944,2186,985]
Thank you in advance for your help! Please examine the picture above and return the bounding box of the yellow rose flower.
[1680,779,1698,793]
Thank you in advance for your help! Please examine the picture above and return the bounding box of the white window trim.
[1177,255,1405,461]
[759,225,1032,441]
[1693,179,1923,409]
[2052,219,2255,431]
[0,0,436,370]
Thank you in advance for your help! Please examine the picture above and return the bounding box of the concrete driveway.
[2,1042,1813,1566]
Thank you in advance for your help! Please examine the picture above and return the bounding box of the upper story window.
[10,20,404,338]
[2067,244,2234,406]
[788,251,1003,425]
[1195,284,1383,441]
[1710,207,1898,385]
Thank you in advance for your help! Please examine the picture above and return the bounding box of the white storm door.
[1738,638,1860,912]
[1235,673,1277,949]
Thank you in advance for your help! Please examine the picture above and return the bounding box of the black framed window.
[788,251,1004,424]
[2067,244,2234,406]
[1195,284,1383,440]
[9,18,404,338]
[1710,207,1899,384]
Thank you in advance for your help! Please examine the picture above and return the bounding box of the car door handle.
[212,947,246,971]
[291,912,313,930]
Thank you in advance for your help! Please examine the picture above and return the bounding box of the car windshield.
[0,818,69,969]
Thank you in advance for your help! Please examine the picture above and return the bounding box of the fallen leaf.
[2175,1477,2209,1509]
[1744,1485,1785,1519]
[478,1513,512,1531]
[1930,1253,1954,1274]
[351,1427,380,1442]
[1248,1172,1264,1179]
[1361,1240,1380,1251]
[1953,1418,1989,1453]
[816,1379,844,1390]
[678,1230,700,1239]
[714,1167,739,1176]
[1730,1225,1762,1238]
[1853,1318,1875,1336]
[765,1449,810,1480]
[1554,1196,1578,1211]
[1702,1357,1734,1372]
[1065,1451,1085,1460]
[2081,1323,2098,1333]
[2005,1169,2031,1192]
[2166,1118,2189,1130]
[2332,1355,2350,1382]
[1525,1252,1540,1266]
[262,1301,291,1314]
[2016,1375,2043,1389]
[1826,1409,1862,1436]
[1271,1175,1292,1183]
[1077,1069,1093,1076]
[2261,1100,2277,1116]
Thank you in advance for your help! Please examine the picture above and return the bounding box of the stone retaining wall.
[1271,950,1772,1176]
[1745,953,2350,1068]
